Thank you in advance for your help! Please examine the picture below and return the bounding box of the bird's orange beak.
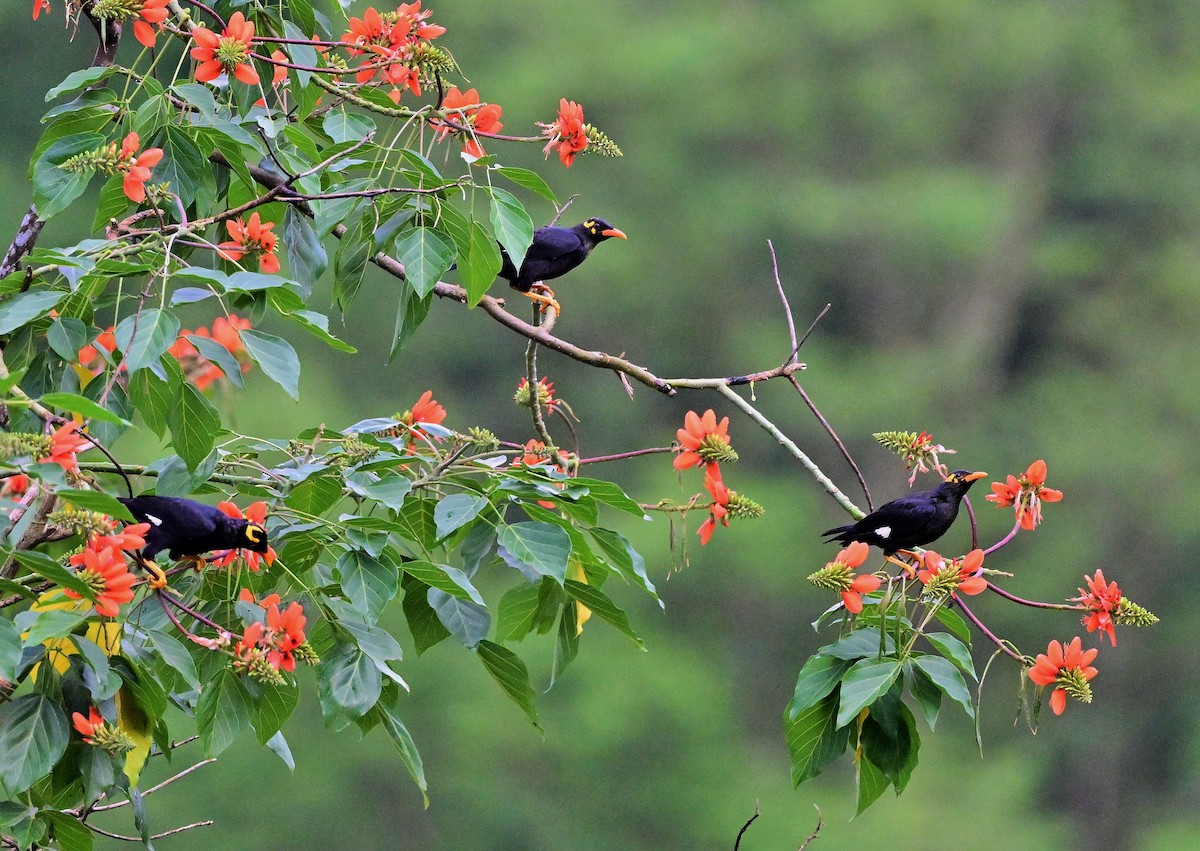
[601,227,627,240]
[965,471,987,482]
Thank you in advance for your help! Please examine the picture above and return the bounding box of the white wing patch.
[146,513,163,526]
[874,526,891,539]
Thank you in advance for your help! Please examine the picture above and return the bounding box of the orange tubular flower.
[986,459,1064,531]
[210,501,276,571]
[400,390,448,445]
[1071,569,1122,646]
[674,409,735,471]
[191,12,260,85]
[72,707,105,743]
[32,0,50,21]
[133,0,171,48]
[837,542,879,614]
[78,327,118,372]
[217,212,281,274]
[265,600,307,671]
[117,132,164,204]
[65,542,138,617]
[438,87,503,159]
[538,99,589,167]
[698,464,730,545]
[47,422,91,475]
[1027,637,1099,716]
[2,473,31,498]
[916,548,987,596]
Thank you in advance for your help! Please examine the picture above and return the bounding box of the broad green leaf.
[167,383,221,471]
[265,730,295,772]
[855,748,890,816]
[333,211,372,311]
[319,644,382,718]
[33,134,103,219]
[185,333,246,390]
[39,392,131,427]
[433,492,488,540]
[401,574,450,654]
[254,682,299,744]
[569,477,647,517]
[401,559,484,605]
[494,583,542,641]
[363,475,411,512]
[460,218,502,307]
[497,521,571,584]
[285,470,343,515]
[377,697,427,804]
[550,602,579,687]
[0,617,20,682]
[786,655,855,720]
[146,629,201,691]
[40,811,93,851]
[287,308,357,353]
[924,632,977,681]
[494,166,557,203]
[488,187,534,273]
[389,286,431,361]
[128,361,177,438]
[912,655,974,718]
[563,579,643,648]
[0,695,69,794]
[46,317,88,361]
[12,551,93,597]
[393,227,455,298]
[196,668,253,757]
[819,628,896,661]
[904,661,943,731]
[836,658,902,728]
[283,206,328,294]
[477,639,541,729]
[337,549,398,624]
[933,607,972,645]
[0,290,65,336]
[46,66,115,101]
[587,528,660,606]
[428,590,490,648]
[53,489,136,521]
[785,692,850,786]
[16,608,88,648]
[323,111,376,143]
[114,309,180,375]
[239,329,301,399]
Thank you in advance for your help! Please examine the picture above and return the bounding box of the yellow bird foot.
[524,285,561,317]
[886,553,920,578]
[139,558,168,590]
[181,555,206,572]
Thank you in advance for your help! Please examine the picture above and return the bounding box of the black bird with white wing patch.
[821,470,987,555]
[499,217,626,314]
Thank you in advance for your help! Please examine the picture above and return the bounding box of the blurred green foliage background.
[7,0,1200,848]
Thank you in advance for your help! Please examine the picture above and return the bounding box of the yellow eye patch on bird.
[245,524,265,543]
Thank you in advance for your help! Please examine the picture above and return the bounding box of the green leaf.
[114,308,180,375]
[363,475,411,512]
[785,692,850,786]
[401,574,450,654]
[477,639,541,729]
[855,747,890,816]
[186,333,245,390]
[40,811,94,851]
[819,628,896,661]
[319,644,382,718]
[934,606,972,645]
[497,521,571,584]
[393,227,455,298]
[39,392,131,427]
[0,617,21,682]
[563,580,643,648]
[337,549,398,624]
[912,655,974,718]
[0,290,65,336]
[146,629,201,691]
[240,330,301,399]
[377,697,428,804]
[283,206,328,294]
[167,383,221,471]
[389,284,431,361]
[494,583,542,642]
[551,602,579,687]
[12,550,94,598]
[587,528,661,606]
[459,218,502,307]
[264,730,295,772]
[488,187,534,273]
[400,559,484,605]
[835,658,902,728]
[285,470,343,515]
[433,493,488,540]
[428,590,490,648]
[786,655,854,720]
[47,317,88,361]
[333,211,372,312]
[494,166,557,203]
[287,308,357,354]
[0,695,69,794]
[53,489,136,522]
[904,661,943,731]
[46,66,115,101]
[253,682,299,744]
[128,363,177,438]
[569,477,647,517]
[33,134,103,219]
[924,632,976,681]
[196,668,253,757]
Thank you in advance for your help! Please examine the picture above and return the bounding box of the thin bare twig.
[798,804,824,850]
[89,759,217,811]
[85,820,214,842]
[768,240,800,366]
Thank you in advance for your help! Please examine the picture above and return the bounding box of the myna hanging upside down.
[822,470,987,555]
[499,217,627,314]
[117,496,269,587]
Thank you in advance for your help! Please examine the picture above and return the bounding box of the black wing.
[500,226,588,287]
[119,496,222,559]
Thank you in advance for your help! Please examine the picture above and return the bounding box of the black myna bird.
[118,496,269,587]
[822,470,987,555]
[499,217,627,314]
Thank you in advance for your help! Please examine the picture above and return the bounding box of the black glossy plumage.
[498,218,626,292]
[821,470,987,555]
[118,496,269,561]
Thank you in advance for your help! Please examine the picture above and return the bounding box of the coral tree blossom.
[191,12,259,85]
[210,502,276,571]
[986,459,1063,530]
[698,464,729,545]
[673,409,734,471]
[1072,569,1122,646]
[64,523,150,617]
[539,99,589,167]
[47,422,91,475]
[1027,637,1099,716]
[132,0,171,48]
[807,542,880,614]
[72,707,106,743]
[917,548,987,596]
[118,133,163,203]
[438,87,503,159]
[218,212,281,273]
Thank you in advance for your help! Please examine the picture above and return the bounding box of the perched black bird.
[821,470,987,555]
[118,496,269,586]
[498,217,627,313]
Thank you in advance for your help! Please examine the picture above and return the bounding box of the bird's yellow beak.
[965,471,987,482]
[601,228,627,240]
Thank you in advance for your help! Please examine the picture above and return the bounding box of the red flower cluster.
[987,459,1063,531]
[1027,637,1099,716]
[47,422,92,476]
[210,502,275,571]
[217,212,281,274]
[71,706,106,744]
[342,3,445,103]
[1072,569,1122,646]
[437,87,503,160]
[77,328,118,374]
[818,542,881,614]
[131,0,170,48]
[2,473,30,499]
[192,12,259,85]
[513,439,570,509]
[515,376,560,410]
[698,463,729,545]
[673,410,744,546]
[64,522,150,617]
[167,314,253,391]
[32,0,50,21]
[400,390,447,446]
[116,132,164,203]
[236,590,307,672]
[538,99,589,167]
[916,548,987,596]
